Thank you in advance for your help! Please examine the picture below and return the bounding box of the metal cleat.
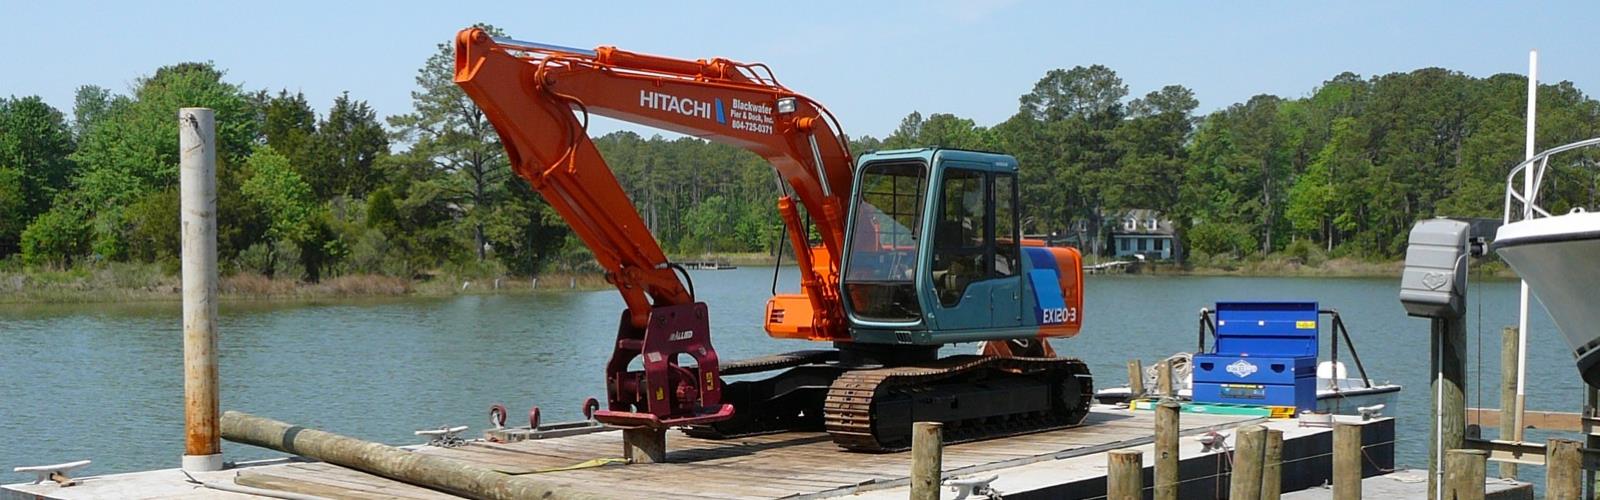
[1358,403,1385,421]
[945,475,1001,500]
[14,460,90,486]
[415,425,469,448]
[1199,431,1229,453]
[1298,410,1334,428]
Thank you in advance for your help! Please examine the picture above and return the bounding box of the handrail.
[1502,137,1600,224]
[1321,309,1373,389]
[1196,307,1215,353]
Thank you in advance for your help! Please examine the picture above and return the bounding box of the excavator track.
[718,350,838,376]
[824,355,1093,452]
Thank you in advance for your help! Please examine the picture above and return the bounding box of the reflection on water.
[0,268,1581,484]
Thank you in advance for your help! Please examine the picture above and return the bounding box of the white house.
[1110,209,1176,260]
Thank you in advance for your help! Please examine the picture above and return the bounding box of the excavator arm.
[453,28,854,426]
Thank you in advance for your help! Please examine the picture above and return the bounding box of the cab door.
[926,166,989,330]
[925,165,1022,331]
[990,172,1024,327]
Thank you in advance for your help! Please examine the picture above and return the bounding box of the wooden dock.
[1280,469,1532,499]
[5,406,1396,500]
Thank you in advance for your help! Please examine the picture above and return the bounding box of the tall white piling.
[180,108,222,472]
[1512,49,1537,457]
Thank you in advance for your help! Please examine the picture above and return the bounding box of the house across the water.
[1110,209,1175,260]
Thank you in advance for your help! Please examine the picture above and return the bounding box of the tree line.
[862,67,1600,262]
[5,38,1599,281]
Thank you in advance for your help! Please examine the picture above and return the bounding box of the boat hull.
[1494,211,1600,387]
[1094,382,1401,417]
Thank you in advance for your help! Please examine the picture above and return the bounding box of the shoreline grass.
[0,263,613,305]
[1126,256,1516,279]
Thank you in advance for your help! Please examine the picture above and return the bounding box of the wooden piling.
[1128,360,1146,398]
[1107,449,1143,500]
[910,422,943,500]
[1499,326,1520,479]
[1155,399,1179,500]
[1333,423,1362,500]
[1261,429,1283,500]
[1156,360,1173,397]
[1230,424,1266,500]
[180,108,221,472]
[1546,438,1582,499]
[623,428,667,464]
[1443,449,1486,500]
[1430,315,1468,499]
[1586,388,1599,498]
[220,411,609,500]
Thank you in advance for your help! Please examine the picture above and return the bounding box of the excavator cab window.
[994,173,1019,278]
[931,169,989,307]
[843,161,928,322]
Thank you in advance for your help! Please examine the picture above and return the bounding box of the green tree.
[57,62,256,261]
[19,203,88,267]
[71,63,256,206]
[483,180,568,276]
[71,85,117,140]
[1108,85,1197,259]
[257,90,319,182]
[1019,65,1128,123]
[1285,117,1372,251]
[881,112,924,149]
[389,23,509,262]
[240,146,321,278]
[0,96,75,255]
[1185,95,1289,255]
[1186,222,1257,258]
[369,154,471,274]
[120,188,181,264]
[882,111,987,150]
[1006,66,1128,255]
[0,167,26,254]
[316,92,388,198]
[681,194,734,253]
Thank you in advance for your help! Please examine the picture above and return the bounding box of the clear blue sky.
[4,1,1597,138]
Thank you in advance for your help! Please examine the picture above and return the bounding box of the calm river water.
[0,267,1583,486]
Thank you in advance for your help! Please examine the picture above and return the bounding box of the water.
[0,268,1584,485]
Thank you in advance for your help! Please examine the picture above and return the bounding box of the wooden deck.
[233,406,1257,499]
[6,407,1383,499]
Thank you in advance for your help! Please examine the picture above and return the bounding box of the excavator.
[452,27,1092,452]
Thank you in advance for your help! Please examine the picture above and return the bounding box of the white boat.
[1493,137,1600,387]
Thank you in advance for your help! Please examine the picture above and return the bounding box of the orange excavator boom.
[453,28,855,426]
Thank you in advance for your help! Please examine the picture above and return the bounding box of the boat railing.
[1502,136,1600,224]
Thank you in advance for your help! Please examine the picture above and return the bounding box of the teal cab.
[840,148,1083,347]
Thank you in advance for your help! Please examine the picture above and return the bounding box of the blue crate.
[1193,377,1317,410]
[1213,301,1319,359]
[1193,354,1317,386]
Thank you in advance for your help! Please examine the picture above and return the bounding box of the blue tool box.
[1192,302,1319,410]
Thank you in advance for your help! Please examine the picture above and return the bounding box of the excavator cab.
[841,148,1083,346]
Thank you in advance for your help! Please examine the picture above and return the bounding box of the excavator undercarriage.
[687,347,1093,452]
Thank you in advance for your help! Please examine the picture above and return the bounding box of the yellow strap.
[516,457,629,474]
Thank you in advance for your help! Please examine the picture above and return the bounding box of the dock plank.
[236,467,452,500]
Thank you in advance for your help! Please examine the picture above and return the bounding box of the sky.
[3,1,1598,139]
